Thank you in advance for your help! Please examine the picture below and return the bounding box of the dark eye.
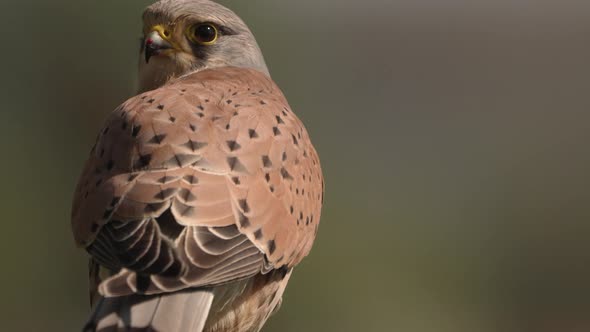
[190,23,218,45]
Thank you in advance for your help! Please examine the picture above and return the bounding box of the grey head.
[138,0,269,92]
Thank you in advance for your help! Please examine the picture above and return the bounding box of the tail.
[83,290,214,332]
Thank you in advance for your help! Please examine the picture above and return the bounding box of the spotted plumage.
[72,1,323,330]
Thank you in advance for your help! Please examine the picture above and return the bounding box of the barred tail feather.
[84,290,214,332]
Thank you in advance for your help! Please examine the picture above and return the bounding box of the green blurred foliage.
[1,1,589,331]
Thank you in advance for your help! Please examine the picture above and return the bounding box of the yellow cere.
[151,24,172,40]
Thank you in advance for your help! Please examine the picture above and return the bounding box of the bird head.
[138,0,269,92]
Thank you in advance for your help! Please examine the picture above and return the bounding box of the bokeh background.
[1,0,590,331]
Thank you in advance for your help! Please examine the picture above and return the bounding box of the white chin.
[138,56,178,93]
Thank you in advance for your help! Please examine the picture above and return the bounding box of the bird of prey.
[70,1,324,331]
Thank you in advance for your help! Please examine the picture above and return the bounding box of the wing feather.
[72,67,323,297]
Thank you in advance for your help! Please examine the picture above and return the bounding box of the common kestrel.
[71,1,324,331]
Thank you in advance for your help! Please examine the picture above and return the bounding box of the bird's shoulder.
[72,67,323,270]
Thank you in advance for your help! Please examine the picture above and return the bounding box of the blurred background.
[1,0,590,331]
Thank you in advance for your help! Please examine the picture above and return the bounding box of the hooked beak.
[144,26,174,63]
